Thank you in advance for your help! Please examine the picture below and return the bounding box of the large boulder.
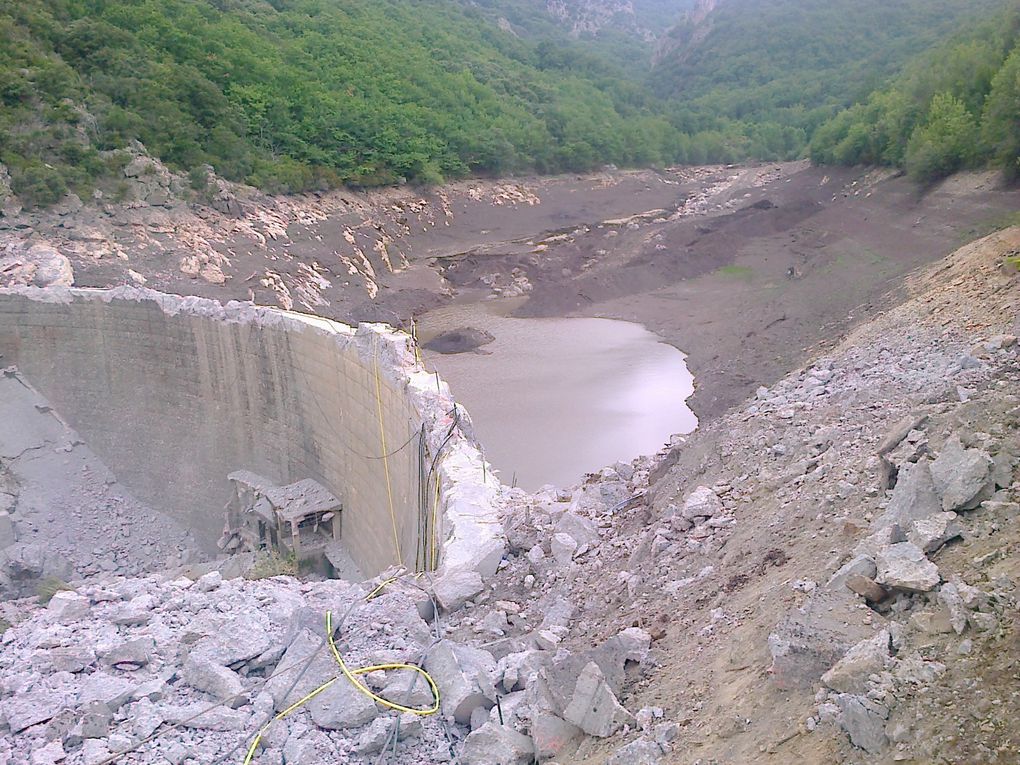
[930,435,992,511]
[768,589,884,690]
[875,543,940,592]
[821,630,891,694]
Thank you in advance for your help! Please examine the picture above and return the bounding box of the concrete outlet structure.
[0,287,505,583]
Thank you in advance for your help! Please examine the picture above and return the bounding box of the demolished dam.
[0,287,504,585]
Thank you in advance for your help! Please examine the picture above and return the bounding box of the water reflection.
[417,302,697,490]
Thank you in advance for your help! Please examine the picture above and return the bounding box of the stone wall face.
[0,287,505,580]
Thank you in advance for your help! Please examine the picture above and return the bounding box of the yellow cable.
[373,337,403,567]
[242,610,440,765]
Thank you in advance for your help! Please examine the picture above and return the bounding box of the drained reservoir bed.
[418,302,698,489]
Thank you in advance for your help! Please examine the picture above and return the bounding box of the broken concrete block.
[354,713,422,754]
[0,689,68,733]
[550,533,578,566]
[876,459,941,527]
[264,629,334,711]
[307,676,379,730]
[195,571,222,592]
[47,591,89,623]
[77,673,137,711]
[836,694,889,754]
[821,630,891,694]
[681,486,722,520]
[35,646,96,674]
[907,512,962,554]
[561,661,634,737]
[423,640,496,724]
[876,542,940,592]
[282,731,329,765]
[433,570,484,612]
[930,435,992,511]
[768,589,882,690]
[592,627,652,692]
[460,721,534,765]
[554,511,598,550]
[182,653,246,707]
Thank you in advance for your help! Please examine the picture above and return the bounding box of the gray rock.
[35,646,96,674]
[111,596,153,626]
[608,737,664,765]
[354,713,423,754]
[77,673,136,711]
[47,591,89,623]
[307,676,379,730]
[907,512,963,554]
[877,460,941,527]
[821,630,891,694]
[460,721,534,765]
[82,739,110,765]
[876,543,940,592]
[30,740,65,765]
[182,653,246,707]
[836,694,889,754]
[768,589,883,690]
[561,660,634,737]
[433,570,484,612]
[423,640,496,724]
[550,533,578,566]
[282,731,329,765]
[264,629,332,711]
[78,700,113,738]
[554,511,599,550]
[937,583,969,634]
[0,689,68,732]
[931,435,992,511]
[681,487,722,520]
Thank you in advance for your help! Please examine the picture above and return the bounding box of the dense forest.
[0,0,693,206]
[649,0,1007,162]
[809,5,1020,184]
[0,0,1017,209]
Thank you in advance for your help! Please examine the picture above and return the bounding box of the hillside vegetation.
[810,5,1020,184]
[1,0,1016,209]
[0,0,690,206]
[650,0,1007,162]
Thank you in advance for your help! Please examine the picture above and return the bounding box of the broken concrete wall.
[0,287,504,580]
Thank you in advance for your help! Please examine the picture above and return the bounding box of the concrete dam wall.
[0,287,504,581]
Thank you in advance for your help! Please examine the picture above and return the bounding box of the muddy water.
[417,301,697,490]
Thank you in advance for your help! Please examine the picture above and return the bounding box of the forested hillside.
[650,0,1006,161]
[1,0,1015,210]
[810,5,1020,184]
[0,0,690,207]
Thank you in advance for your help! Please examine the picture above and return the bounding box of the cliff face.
[652,0,720,66]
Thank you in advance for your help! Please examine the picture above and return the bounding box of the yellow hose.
[242,609,439,765]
